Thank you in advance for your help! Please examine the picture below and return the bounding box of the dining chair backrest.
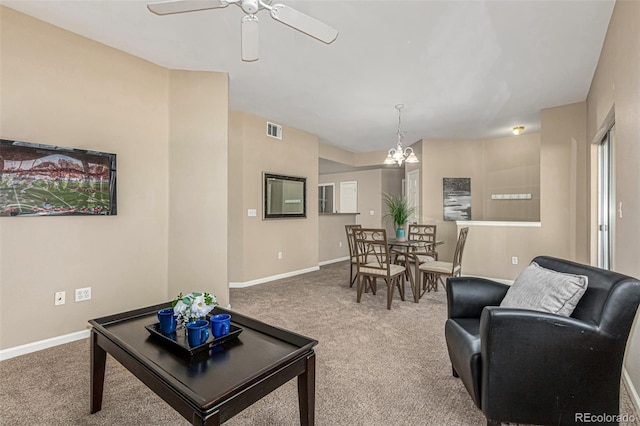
[408,224,436,243]
[407,224,438,261]
[345,224,362,259]
[345,224,363,288]
[452,227,469,274]
[352,228,392,277]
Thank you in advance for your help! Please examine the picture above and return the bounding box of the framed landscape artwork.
[443,177,471,221]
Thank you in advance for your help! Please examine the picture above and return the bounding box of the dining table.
[388,238,444,303]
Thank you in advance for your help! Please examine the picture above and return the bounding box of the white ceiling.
[2,0,614,154]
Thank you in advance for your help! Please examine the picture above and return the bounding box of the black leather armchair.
[445,256,640,426]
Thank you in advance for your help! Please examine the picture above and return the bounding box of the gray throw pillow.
[500,262,588,317]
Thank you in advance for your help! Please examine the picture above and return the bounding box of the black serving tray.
[145,322,243,356]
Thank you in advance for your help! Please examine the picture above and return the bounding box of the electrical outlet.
[75,287,91,302]
[278,251,283,260]
[339,241,342,248]
[511,256,518,265]
[54,291,66,306]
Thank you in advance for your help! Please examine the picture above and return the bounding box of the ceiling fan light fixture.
[241,14,259,61]
[512,125,525,135]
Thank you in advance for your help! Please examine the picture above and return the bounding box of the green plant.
[383,193,415,229]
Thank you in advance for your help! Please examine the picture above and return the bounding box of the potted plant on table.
[383,193,415,241]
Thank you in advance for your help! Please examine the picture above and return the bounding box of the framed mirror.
[263,172,307,219]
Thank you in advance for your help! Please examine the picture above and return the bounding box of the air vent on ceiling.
[266,122,282,140]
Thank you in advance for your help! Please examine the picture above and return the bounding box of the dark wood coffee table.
[89,304,318,425]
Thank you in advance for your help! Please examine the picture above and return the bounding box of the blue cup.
[157,308,177,334]
[186,320,210,347]
[210,313,231,338]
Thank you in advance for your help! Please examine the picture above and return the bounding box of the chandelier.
[383,104,419,166]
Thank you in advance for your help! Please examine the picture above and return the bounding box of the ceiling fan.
[147,0,339,62]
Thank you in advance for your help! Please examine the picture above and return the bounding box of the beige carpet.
[1,261,638,425]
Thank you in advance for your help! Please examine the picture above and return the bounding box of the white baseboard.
[319,256,349,266]
[623,367,640,417]
[1,265,327,359]
[0,329,90,361]
[229,266,320,288]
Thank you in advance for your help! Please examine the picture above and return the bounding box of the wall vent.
[266,122,282,140]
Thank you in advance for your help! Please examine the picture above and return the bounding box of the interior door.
[340,181,358,213]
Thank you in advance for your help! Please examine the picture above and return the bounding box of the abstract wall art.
[443,177,471,221]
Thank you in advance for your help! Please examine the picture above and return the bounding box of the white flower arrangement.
[172,292,218,325]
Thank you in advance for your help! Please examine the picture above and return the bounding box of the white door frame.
[597,124,615,270]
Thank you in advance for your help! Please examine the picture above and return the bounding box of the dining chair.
[394,224,438,283]
[352,228,406,309]
[345,224,362,287]
[397,224,439,263]
[419,227,469,293]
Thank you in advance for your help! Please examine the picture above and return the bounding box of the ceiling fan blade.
[147,0,228,16]
[269,4,338,44]
[241,15,259,62]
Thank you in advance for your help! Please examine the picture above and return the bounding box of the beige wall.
[420,139,485,261]
[228,111,245,282]
[228,111,318,284]
[168,71,229,306]
[458,103,585,279]
[586,0,640,404]
[317,167,406,262]
[320,168,385,227]
[0,8,170,348]
[419,134,541,262]
[418,140,483,260]
[318,143,356,165]
[318,168,404,262]
[423,135,540,218]
[318,214,355,263]
[381,168,405,236]
[587,0,640,279]
[482,135,541,221]
[540,102,587,261]
[0,8,230,349]
[355,149,395,167]
[322,135,540,263]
